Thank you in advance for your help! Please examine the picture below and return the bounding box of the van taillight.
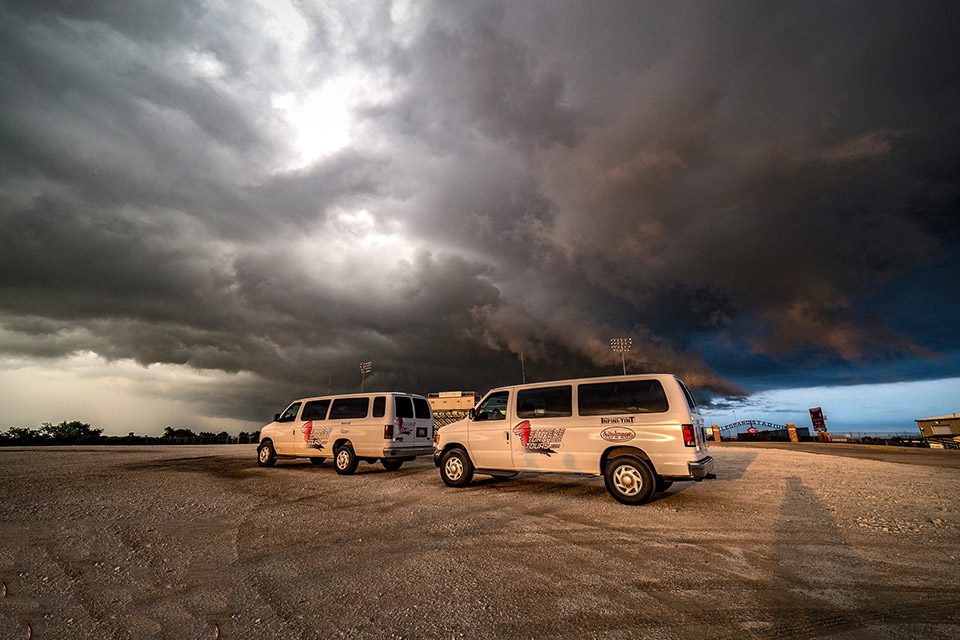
[682,424,695,447]
[384,424,393,439]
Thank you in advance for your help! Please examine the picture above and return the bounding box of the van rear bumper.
[661,456,715,482]
[688,455,715,480]
[382,446,436,459]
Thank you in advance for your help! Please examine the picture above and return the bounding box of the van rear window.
[413,397,431,419]
[301,399,330,421]
[329,397,370,420]
[372,396,386,418]
[395,396,414,419]
[578,380,668,415]
[517,386,572,419]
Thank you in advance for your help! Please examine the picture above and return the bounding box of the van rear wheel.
[334,444,358,475]
[604,455,655,505]
[440,448,473,487]
[381,459,403,471]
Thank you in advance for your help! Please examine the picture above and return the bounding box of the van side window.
[577,380,668,415]
[301,399,330,421]
[517,386,572,419]
[678,380,699,412]
[329,397,370,420]
[372,396,386,418]
[475,391,508,421]
[396,396,414,419]
[278,402,302,422]
[413,397,431,419]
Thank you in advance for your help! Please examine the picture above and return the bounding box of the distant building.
[429,391,480,429]
[916,414,960,449]
[428,391,480,411]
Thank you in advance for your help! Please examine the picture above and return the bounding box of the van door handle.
[505,431,509,442]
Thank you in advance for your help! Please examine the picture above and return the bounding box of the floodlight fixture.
[610,337,632,375]
[360,361,372,392]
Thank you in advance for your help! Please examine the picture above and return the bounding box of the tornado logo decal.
[301,421,332,450]
[513,421,564,456]
[513,420,531,446]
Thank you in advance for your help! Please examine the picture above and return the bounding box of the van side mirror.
[468,408,475,420]
[274,413,281,422]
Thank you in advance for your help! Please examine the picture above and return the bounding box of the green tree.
[40,421,102,444]
[162,427,197,438]
[0,426,45,445]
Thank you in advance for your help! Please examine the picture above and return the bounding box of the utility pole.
[610,338,632,375]
[520,351,525,384]
[360,361,372,392]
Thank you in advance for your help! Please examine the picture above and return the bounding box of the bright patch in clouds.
[272,87,352,167]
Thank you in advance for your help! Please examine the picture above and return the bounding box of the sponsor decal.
[600,427,635,442]
[601,417,636,425]
[396,416,413,435]
[513,420,566,456]
[301,421,333,450]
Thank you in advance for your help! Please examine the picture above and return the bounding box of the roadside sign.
[809,407,826,432]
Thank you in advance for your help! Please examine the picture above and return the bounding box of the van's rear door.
[412,397,434,447]
[389,395,433,452]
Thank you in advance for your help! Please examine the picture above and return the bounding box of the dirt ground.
[0,443,957,639]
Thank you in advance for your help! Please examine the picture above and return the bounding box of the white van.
[434,374,715,504]
[258,392,435,473]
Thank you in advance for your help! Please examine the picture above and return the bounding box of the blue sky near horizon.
[0,1,958,436]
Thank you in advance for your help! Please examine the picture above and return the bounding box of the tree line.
[0,421,260,446]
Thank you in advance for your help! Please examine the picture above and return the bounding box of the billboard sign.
[809,407,826,432]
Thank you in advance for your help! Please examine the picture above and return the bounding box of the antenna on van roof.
[610,338,632,375]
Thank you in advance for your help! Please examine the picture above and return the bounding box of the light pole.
[359,361,372,392]
[610,338,632,375]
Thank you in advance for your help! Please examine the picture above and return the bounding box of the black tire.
[655,476,673,493]
[309,457,326,465]
[257,441,277,467]
[603,455,655,505]
[334,444,358,475]
[440,448,474,487]
[381,459,404,471]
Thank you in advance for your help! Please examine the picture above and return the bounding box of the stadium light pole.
[360,361,372,392]
[610,338,632,375]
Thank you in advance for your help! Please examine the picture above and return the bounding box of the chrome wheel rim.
[259,446,270,463]
[336,449,351,469]
[613,464,643,496]
[444,456,463,481]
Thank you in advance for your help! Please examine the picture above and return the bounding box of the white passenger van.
[258,392,435,473]
[434,374,715,504]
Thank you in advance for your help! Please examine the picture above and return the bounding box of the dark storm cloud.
[1,0,957,425]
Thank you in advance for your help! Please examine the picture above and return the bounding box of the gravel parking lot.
[1,443,958,639]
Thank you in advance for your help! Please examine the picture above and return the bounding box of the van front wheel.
[257,441,277,467]
[604,455,655,505]
[440,448,473,487]
[334,445,358,475]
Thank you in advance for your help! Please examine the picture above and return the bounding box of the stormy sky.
[1,0,958,434]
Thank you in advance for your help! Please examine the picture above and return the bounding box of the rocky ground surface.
[0,443,957,639]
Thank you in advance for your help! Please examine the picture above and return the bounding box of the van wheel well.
[333,438,351,452]
[440,442,468,458]
[600,446,650,475]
